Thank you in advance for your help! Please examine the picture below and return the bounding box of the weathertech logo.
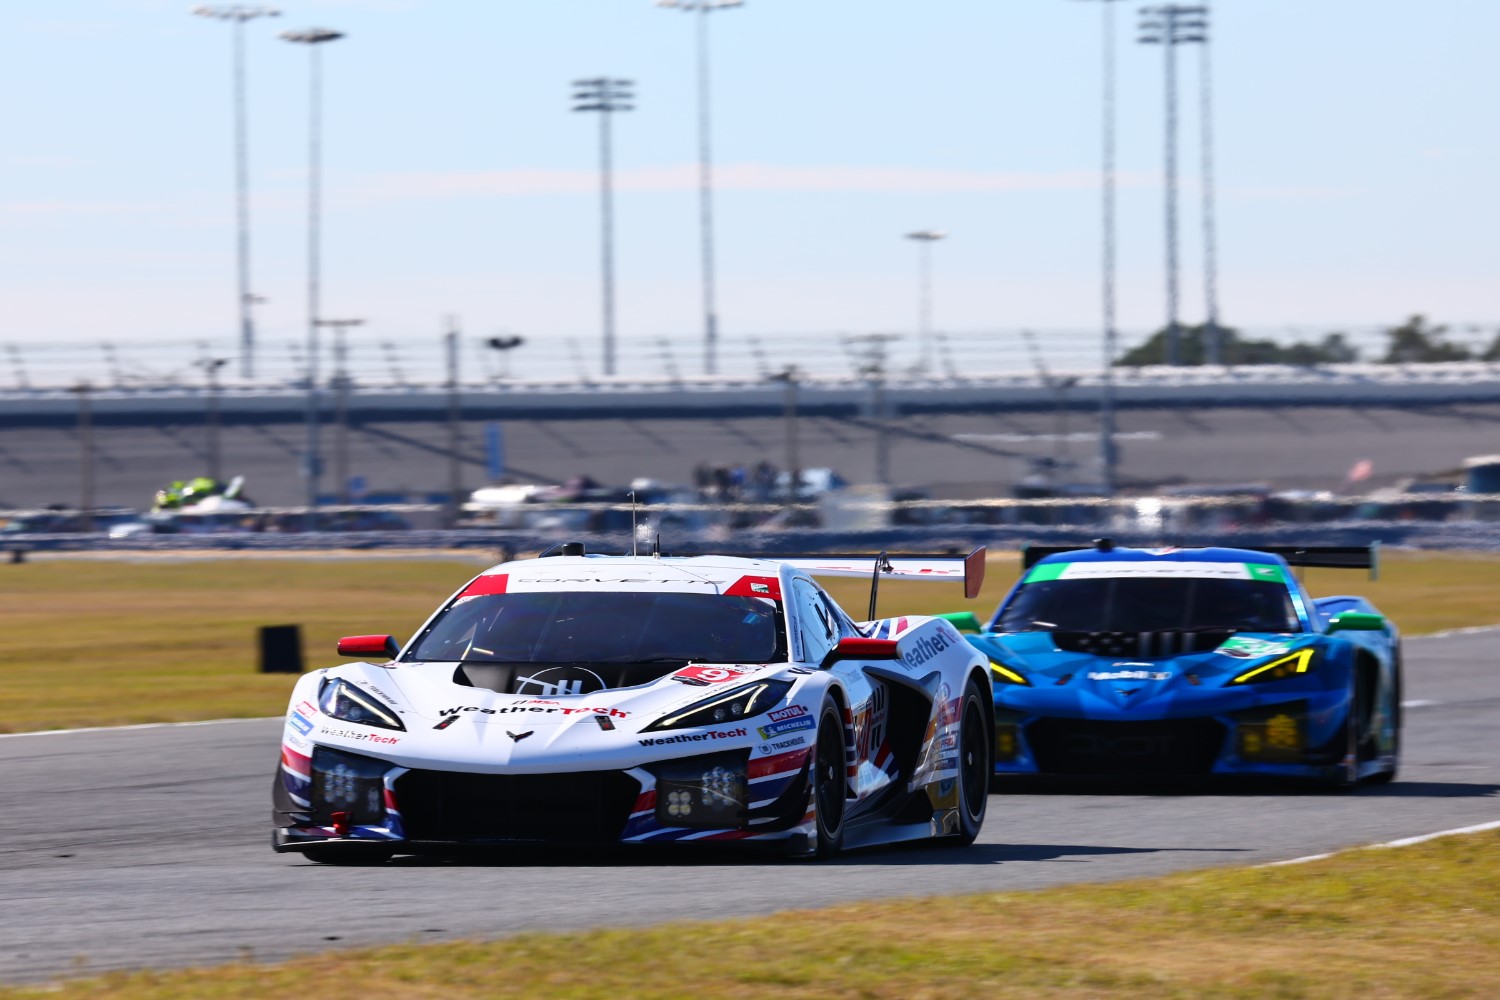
[638,728,747,747]
[439,705,628,718]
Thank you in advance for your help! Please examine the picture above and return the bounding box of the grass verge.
[1,549,1495,734]
[6,829,1500,998]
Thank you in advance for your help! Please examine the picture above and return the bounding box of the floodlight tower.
[904,231,945,374]
[191,5,280,380]
[655,0,744,376]
[573,78,635,377]
[1139,5,1205,367]
[1068,0,1127,495]
[280,25,346,510]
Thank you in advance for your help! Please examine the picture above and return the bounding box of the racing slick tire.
[813,697,847,858]
[300,844,396,866]
[1364,649,1402,786]
[952,676,992,846]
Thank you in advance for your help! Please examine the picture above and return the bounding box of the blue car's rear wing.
[1019,542,1379,580]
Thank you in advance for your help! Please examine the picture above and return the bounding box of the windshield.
[406,590,784,664]
[995,577,1298,633]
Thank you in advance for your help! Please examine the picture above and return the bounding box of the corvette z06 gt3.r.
[273,545,992,862]
[943,541,1399,786]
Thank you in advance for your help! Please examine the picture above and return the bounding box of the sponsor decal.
[900,630,952,669]
[1217,636,1295,660]
[638,727,747,747]
[759,736,808,753]
[767,705,808,723]
[515,666,606,697]
[438,705,628,718]
[283,732,310,751]
[296,700,319,718]
[1026,560,1285,582]
[288,712,315,736]
[672,664,759,685]
[319,727,401,745]
[1087,670,1171,681]
[758,716,815,739]
[506,730,533,742]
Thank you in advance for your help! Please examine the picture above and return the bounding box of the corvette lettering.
[1087,670,1171,681]
[638,727,747,747]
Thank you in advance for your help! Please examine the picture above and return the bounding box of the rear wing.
[1020,542,1379,580]
[777,548,987,621]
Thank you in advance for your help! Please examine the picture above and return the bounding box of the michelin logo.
[758,716,815,739]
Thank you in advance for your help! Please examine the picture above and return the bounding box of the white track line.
[1261,820,1500,867]
[1410,623,1500,641]
[0,717,279,740]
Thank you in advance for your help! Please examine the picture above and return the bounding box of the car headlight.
[1230,648,1315,685]
[318,678,406,731]
[990,660,1030,686]
[644,680,793,732]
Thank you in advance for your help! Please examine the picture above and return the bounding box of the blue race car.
[943,541,1400,786]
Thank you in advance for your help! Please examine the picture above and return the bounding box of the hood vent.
[1052,630,1233,658]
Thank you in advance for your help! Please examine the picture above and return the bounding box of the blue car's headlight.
[318,678,405,730]
[989,660,1030,686]
[644,680,793,732]
[1230,648,1316,685]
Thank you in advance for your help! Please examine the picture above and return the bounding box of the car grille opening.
[1027,717,1228,775]
[394,769,641,843]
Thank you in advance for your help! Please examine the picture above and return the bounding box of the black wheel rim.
[960,696,988,821]
[816,715,845,838]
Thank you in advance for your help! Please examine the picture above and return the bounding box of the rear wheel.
[813,699,846,857]
[953,677,992,845]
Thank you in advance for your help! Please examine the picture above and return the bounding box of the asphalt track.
[2,628,1497,984]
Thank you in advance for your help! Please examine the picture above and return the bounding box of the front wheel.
[813,699,847,857]
[952,677,992,845]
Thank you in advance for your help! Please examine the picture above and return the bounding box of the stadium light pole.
[194,357,230,481]
[904,230,945,374]
[316,318,365,503]
[1069,0,1126,496]
[655,0,743,377]
[1196,8,1222,365]
[572,78,634,378]
[70,382,95,532]
[192,5,279,381]
[767,365,801,501]
[280,25,345,511]
[1139,5,1205,368]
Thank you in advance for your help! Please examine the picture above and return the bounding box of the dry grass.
[1,548,1496,733]
[7,831,1499,998]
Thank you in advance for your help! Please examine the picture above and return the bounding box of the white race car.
[272,544,992,861]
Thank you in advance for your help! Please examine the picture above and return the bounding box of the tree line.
[1117,315,1500,366]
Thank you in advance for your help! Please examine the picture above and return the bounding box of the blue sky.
[0,0,1495,381]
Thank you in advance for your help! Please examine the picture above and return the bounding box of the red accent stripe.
[725,575,782,600]
[632,789,657,814]
[282,746,312,770]
[383,788,399,810]
[461,573,509,597]
[874,741,892,769]
[749,747,810,779]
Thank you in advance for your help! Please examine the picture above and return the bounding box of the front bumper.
[273,743,815,853]
[991,690,1355,780]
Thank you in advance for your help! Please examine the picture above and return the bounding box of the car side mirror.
[336,634,401,659]
[937,611,984,634]
[821,637,901,667]
[1326,612,1384,634]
